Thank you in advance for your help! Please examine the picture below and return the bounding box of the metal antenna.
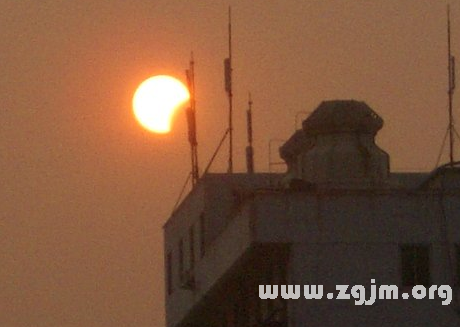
[447,4,456,166]
[185,52,199,186]
[246,92,254,173]
[224,6,233,173]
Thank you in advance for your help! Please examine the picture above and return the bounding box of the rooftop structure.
[163,100,460,327]
[280,100,389,187]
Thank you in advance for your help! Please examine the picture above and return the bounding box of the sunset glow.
[132,75,190,133]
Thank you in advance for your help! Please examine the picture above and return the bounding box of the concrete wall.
[252,191,460,327]
[164,172,460,327]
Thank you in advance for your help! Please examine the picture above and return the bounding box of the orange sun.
[132,75,190,133]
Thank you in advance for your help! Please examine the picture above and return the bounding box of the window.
[401,244,430,286]
[179,239,184,281]
[189,225,195,270]
[199,213,206,258]
[258,260,287,325]
[166,252,173,295]
[231,190,244,215]
[456,244,460,285]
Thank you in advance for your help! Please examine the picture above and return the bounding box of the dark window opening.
[258,260,287,326]
[179,239,184,281]
[189,225,195,270]
[166,252,173,295]
[456,244,460,286]
[231,190,244,215]
[401,244,430,287]
[199,213,205,258]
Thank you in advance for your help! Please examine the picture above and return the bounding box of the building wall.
[252,190,460,327]
[164,174,280,327]
[164,174,460,327]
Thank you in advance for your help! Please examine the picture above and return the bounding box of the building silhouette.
[163,100,460,327]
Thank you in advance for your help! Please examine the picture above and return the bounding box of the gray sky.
[1,0,458,326]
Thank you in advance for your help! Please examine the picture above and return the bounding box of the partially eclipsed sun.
[133,75,190,134]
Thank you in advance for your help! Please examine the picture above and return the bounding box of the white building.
[163,100,460,327]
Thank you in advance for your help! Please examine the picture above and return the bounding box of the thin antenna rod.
[224,6,233,173]
[186,52,199,186]
[246,92,254,173]
[447,4,456,166]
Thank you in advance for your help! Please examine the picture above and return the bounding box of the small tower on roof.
[280,100,390,187]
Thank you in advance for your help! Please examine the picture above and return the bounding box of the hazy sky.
[1,1,458,326]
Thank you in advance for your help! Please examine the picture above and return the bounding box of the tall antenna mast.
[186,52,199,186]
[224,6,233,173]
[447,4,456,166]
[246,92,254,173]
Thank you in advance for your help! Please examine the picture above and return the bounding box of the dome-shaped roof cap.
[302,100,383,135]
